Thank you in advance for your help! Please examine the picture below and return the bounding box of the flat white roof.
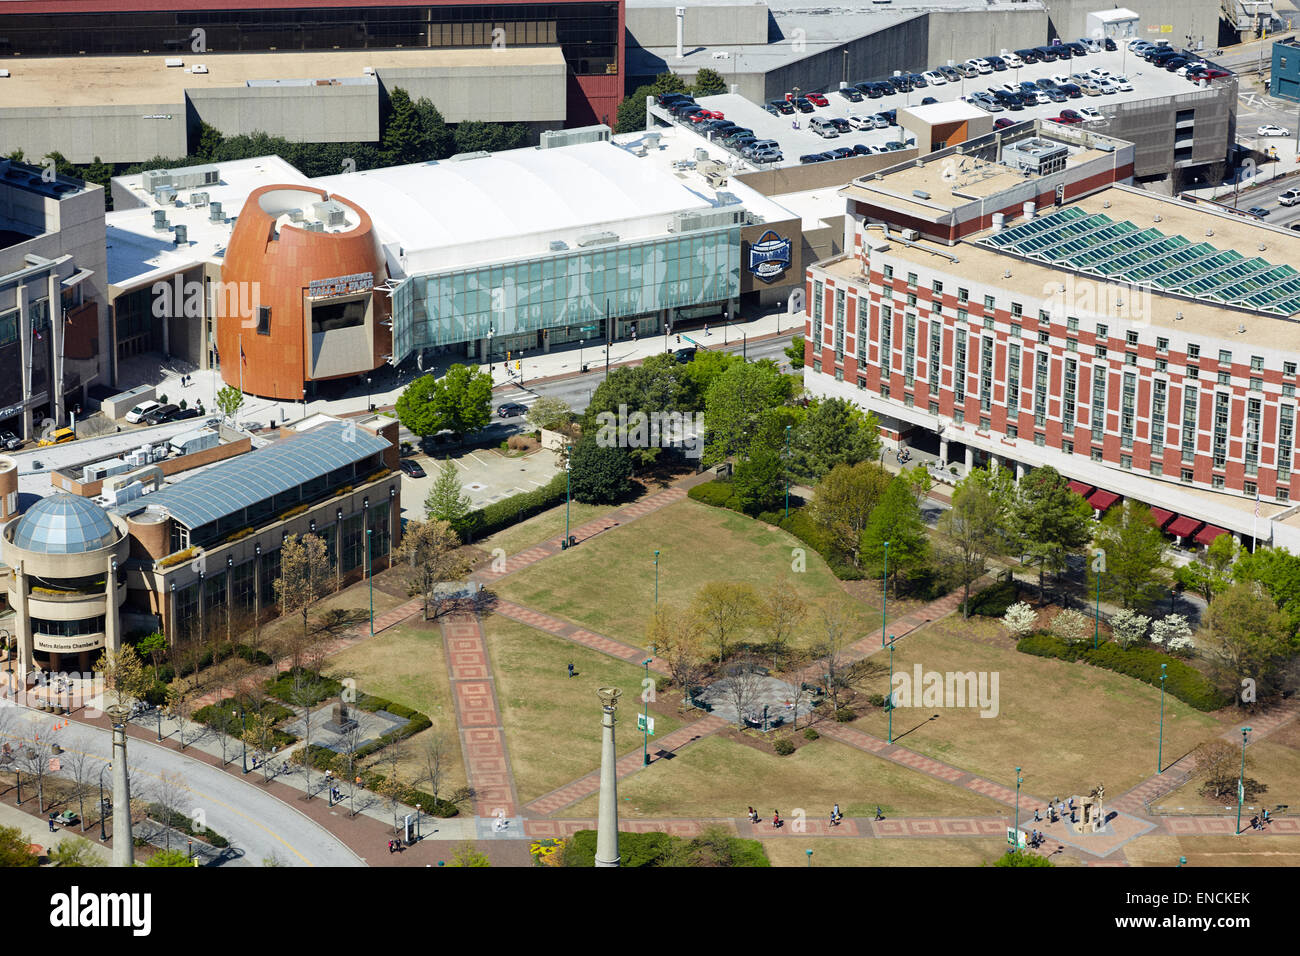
[903,100,988,125]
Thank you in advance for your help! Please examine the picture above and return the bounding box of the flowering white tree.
[1001,601,1038,638]
[1050,608,1089,644]
[1150,613,1193,648]
[1109,609,1151,649]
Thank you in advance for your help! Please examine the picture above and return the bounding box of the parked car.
[0,431,20,450]
[751,147,783,164]
[1088,67,1111,79]
[37,427,75,447]
[955,63,978,78]
[1079,105,1103,121]
[939,66,961,82]
[399,459,427,478]
[657,93,693,108]
[167,407,202,423]
[124,400,161,424]
[828,117,851,132]
[795,97,815,113]
[767,99,794,115]
[889,75,913,92]
[674,347,698,363]
[1078,37,1101,53]
[969,58,993,74]
[809,117,840,138]
[1163,57,1189,72]
[1051,112,1083,125]
[987,56,1008,71]
[807,92,829,107]
[1058,83,1082,98]
[1013,49,1040,64]
[837,86,863,102]
[1248,206,1271,219]
[850,143,873,156]
[1258,124,1291,137]
[742,139,779,158]
[799,153,827,164]
[139,403,180,425]
[908,72,928,88]
[922,70,946,86]
[497,402,528,418]
[1103,37,1117,51]
[1003,53,1025,68]
[1095,79,1118,94]
[1113,75,1133,91]
[846,114,873,130]
[829,147,855,159]
[993,117,1017,130]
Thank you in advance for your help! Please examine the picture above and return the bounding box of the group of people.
[1249,810,1273,831]
[387,839,404,853]
[1033,797,1077,826]
[746,804,885,827]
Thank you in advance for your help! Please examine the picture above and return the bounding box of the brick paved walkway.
[492,600,670,673]
[523,815,1011,839]
[523,713,729,816]
[440,612,522,825]
[190,597,426,709]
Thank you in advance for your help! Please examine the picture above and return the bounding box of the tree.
[49,837,104,867]
[393,519,472,620]
[452,121,529,154]
[274,533,333,672]
[411,96,456,160]
[791,397,881,480]
[62,748,97,833]
[938,471,1009,617]
[146,848,193,867]
[1191,739,1262,802]
[138,631,167,682]
[689,582,758,663]
[702,360,795,465]
[649,606,708,709]
[730,445,784,514]
[585,356,695,435]
[0,826,38,867]
[377,741,408,832]
[1150,613,1194,650]
[241,709,277,781]
[16,728,57,813]
[525,396,573,432]
[94,644,149,710]
[450,842,492,866]
[419,732,453,813]
[151,772,189,850]
[216,385,244,422]
[289,671,322,793]
[1108,609,1150,649]
[810,462,892,566]
[903,465,933,508]
[720,655,765,729]
[395,364,493,442]
[1091,501,1170,610]
[784,335,805,368]
[568,432,633,504]
[1001,602,1038,638]
[1232,545,1300,633]
[813,601,869,710]
[166,684,192,750]
[1174,533,1238,604]
[861,475,930,596]
[1050,608,1089,644]
[1012,466,1093,604]
[380,87,424,165]
[1201,582,1294,703]
[692,67,727,95]
[425,459,472,525]
[755,576,808,669]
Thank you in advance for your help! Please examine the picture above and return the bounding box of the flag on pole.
[240,342,246,366]
[1256,488,1261,518]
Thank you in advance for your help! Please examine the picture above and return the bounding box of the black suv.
[837,86,863,102]
[767,98,794,114]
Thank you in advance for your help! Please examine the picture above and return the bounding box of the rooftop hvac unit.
[901,228,920,241]
[154,186,177,205]
[694,148,709,162]
[548,240,568,251]
[141,170,172,193]
[288,208,305,222]
[576,231,619,247]
[912,190,930,200]
[174,224,188,245]
[188,191,209,207]
[644,133,662,149]
[538,124,611,150]
[164,57,184,68]
[715,191,740,205]
[306,221,325,232]
[312,199,347,226]
[152,210,169,231]
[209,201,224,222]
[190,64,208,74]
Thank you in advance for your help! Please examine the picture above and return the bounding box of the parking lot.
[400,442,560,514]
[661,47,1228,169]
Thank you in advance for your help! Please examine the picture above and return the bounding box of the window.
[1249,377,1262,392]
[958,288,969,304]
[1121,454,1132,470]
[1039,331,1050,344]
[835,368,844,382]
[1156,358,1167,372]
[1062,439,1073,455]
[1126,331,1138,346]
[1007,424,1018,439]
[984,294,995,310]
[1064,357,1077,424]
[904,313,916,388]
[1150,460,1163,477]
[813,281,824,322]
[981,416,990,431]
[255,305,271,335]
[1213,475,1225,489]
[857,376,867,390]
[1279,404,1294,481]
[881,384,890,399]
[979,336,993,411]
[1181,468,1194,484]
[833,289,845,361]
[1008,344,1021,411]
[880,304,893,371]
[957,309,968,324]
[1246,396,1262,477]
[932,279,944,295]
[1287,361,1296,376]
[1251,355,1264,372]
[907,272,918,287]
[1034,351,1049,428]
[929,401,939,415]
[1096,324,1108,340]
[1096,344,1108,358]
[907,293,917,308]
[984,315,994,331]
[1188,344,1200,358]
[1121,371,1136,448]
[953,409,963,424]
[1035,433,1046,447]
[1091,448,1104,462]
[1187,365,1198,379]
[857,298,868,365]
[1151,379,1167,455]
[903,392,914,407]
[954,332,967,401]
[1216,370,1230,385]
[1213,392,1228,468]
[1286,384,1296,398]
[1125,352,1136,367]
[883,264,894,281]
[1011,302,1023,319]
[813,359,822,374]
[928,320,941,384]
[1218,349,1232,366]
[1245,480,1257,497]
[1157,337,1169,353]
[1067,338,1077,352]
[1038,309,1051,325]
[1067,316,1079,332]
[1279,488,1291,502]
[1091,367,1107,442]
[1182,385,1198,464]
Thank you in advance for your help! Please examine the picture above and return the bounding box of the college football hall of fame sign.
[748,229,792,282]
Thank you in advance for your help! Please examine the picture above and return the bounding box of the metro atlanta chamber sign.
[748,230,792,282]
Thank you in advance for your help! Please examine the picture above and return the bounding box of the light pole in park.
[1013,767,1024,850]
[1236,726,1253,835]
[642,658,653,766]
[563,445,573,549]
[1157,663,1167,774]
[654,550,660,606]
[881,540,890,647]
[887,634,897,743]
[783,425,792,518]
[367,526,374,637]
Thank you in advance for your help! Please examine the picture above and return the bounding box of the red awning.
[1149,507,1175,529]
[1195,524,1230,546]
[1166,515,1204,538]
[1087,489,1120,511]
[1068,480,1094,497]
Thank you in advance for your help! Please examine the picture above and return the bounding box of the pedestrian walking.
[1033,807,1041,822]
[875,806,884,821]
[772,810,782,828]
[567,663,575,678]
[831,803,841,826]
[1263,809,1272,825]
[747,806,757,823]
[704,323,710,336]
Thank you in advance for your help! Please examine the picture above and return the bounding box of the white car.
[1113,75,1133,92]
[1078,37,1101,53]
[124,400,161,424]
[923,70,948,85]
[1051,73,1071,86]
[1079,105,1103,121]
[1096,79,1118,94]
[1003,53,1024,68]
[1279,189,1300,207]
[1258,124,1291,137]
[969,58,994,74]
[1126,37,1146,50]
[1088,67,1110,79]
[1032,90,1052,105]
[846,114,872,130]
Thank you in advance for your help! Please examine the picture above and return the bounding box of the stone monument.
[323,694,359,734]
[106,704,135,868]
[595,687,622,867]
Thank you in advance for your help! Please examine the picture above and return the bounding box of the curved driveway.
[11,708,364,866]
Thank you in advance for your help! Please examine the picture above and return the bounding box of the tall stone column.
[938,439,949,467]
[595,687,622,867]
[104,558,121,654]
[107,705,135,867]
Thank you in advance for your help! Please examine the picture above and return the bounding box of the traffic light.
[516,360,522,372]
[506,350,511,361]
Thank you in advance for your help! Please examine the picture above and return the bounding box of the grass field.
[1123,834,1300,867]
[1153,719,1300,815]
[496,499,874,653]
[562,734,1008,820]
[762,836,1010,867]
[482,500,617,556]
[323,619,466,795]
[486,617,686,803]
[849,615,1225,799]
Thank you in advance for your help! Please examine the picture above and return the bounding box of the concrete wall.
[925,8,1051,66]
[378,63,567,123]
[0,105,187,166]
[735,148,920,194]
[627,1,770,48]
[1040,0,1221,49]
[187,82,378,143]
[1098,79,1236,180]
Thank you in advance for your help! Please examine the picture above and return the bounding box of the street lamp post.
[1237,726,1253,834]
[882,540,890,647]
[783,424,792,517]
[1157,663,1168,774]
[98,762,111,842]
[367,527,374,638]
[235,706,248,774]
[1093,565,1102,650]
[486,328,494,375]
[887,635,896,743]
[366,376,372,412]
[416,804,422,840]
[1013,767,1024,850]
[563,445,573,548]
[806,848,813,866]
[642,658,653,766]
[654,550,660,606]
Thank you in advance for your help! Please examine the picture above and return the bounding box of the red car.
[690,109,724,123]
[807,92,829,107]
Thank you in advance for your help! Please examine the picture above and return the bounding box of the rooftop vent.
[164,57,183,68]
[209,201,224,222]
[913,190,930,200]
[1238,324,1247,333]
[1153,215,1162,222]
[152,210,169,231]
[306,221,325,232]
[1259,243,1267,251]
[188,191,209,207]
[576,231,619,247]
[1102,200,1111,208]
[549,240,568,252]
[312,199,347,227]
[1206,229,1214,236]
[288,208,305,222]
[173,224,188,246]
[1175,312,1184,320]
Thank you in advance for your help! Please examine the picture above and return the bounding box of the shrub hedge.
[263,669,344,705]
[772,737,795,755]
[1016,634,1231,711]
[144,803,230,849]
[561,829,769,867]
[967,579,1021,617]
[456,472,567,540]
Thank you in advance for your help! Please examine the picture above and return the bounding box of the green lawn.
[563,734,1008,820]
[1153,719,1300,815]
[1123,834,1300,867]
[324,619,465,794]
[495,498,873,653]
[763,837,1013,867]
[849,615,1225,800]
[482,500,617,557]
[486,617,685,803]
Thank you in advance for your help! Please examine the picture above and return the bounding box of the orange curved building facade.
[218,184,391,400]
